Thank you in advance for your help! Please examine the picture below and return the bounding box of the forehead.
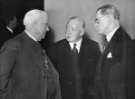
[96,9,115,18]
[35,16,47,26]
[40,13,48,21]
[96,10,105,18]
[68,19,82,27]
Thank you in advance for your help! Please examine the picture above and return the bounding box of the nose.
[66,28,71,33]
[67,31,70,34]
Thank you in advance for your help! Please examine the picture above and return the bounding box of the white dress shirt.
[69,38,82,53]
[6,26,13,33]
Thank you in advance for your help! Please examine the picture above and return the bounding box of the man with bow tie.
[94,4,134,99]
[47,16,100,99]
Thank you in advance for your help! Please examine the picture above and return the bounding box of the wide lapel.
[102,28,121,60]
[65,39,73,53]
[96,28,121,79]
[79,37,87,57]
[61,39,75,73]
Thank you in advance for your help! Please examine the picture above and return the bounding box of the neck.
[71,38,82,43]
[25,29,38,41]
[105,22,120,36]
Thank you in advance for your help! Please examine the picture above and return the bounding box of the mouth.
[66,36,69,39]
[66,35,72,40]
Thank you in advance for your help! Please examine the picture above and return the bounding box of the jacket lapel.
[102,27,122,59]
[96,27,122,77]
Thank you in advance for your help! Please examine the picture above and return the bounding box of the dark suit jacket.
[0,27,14,48]
[0,32,61,99]
[95,27,134,99]
[47,37,100,99]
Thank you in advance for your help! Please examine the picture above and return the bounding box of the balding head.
[23,9,48,41]
[66,16,85,29]
[94,4,120,35]
[23,9,48,27]
[66,16,85,43]
[96,4,120,21]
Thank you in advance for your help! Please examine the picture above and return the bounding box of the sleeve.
[0,40,20,98]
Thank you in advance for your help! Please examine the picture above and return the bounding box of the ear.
[80,29,85,36]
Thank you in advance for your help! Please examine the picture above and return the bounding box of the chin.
[97,31,103,34]
[67,39,71,42]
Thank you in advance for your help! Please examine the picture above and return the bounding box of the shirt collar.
[106,26,119,42]
[6,26,13,33]
[24,30,37,42]
[69,38,82,53]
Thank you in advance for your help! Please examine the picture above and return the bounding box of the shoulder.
[46,39,68,56]
[82,37,100,53]
[0,33,23,52]
[55,39,67,46]
[116,27,132,42]
[82,37,99,47]
[48,39,67,49]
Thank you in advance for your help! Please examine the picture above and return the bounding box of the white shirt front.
[6,26,13,33]
[69,38,82,53]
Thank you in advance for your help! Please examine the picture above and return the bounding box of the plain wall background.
[44,0,135,45]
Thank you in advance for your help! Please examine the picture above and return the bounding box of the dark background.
[0,0,43,26]
[0,0,54,49]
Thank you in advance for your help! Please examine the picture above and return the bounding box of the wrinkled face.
[66,19,84,43]
[94,10,112,35]
[35,15,48,41]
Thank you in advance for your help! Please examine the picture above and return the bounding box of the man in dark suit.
[94,4,134,99]
[0,9,61,99]
[47,16,100,99]
[0,16,18,48]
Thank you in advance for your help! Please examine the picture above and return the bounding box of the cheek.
[95,24,105,34]
[69,33,77,40]
[70,33,76,39]
[74,33,80,39]
[96,24,102,30]
[100,21,107,29]
[41,26,47,33]
[42,32,46,38]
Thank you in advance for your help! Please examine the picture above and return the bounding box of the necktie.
[72,43,81,99]
[73,43,78,55]
[103,37,108,50]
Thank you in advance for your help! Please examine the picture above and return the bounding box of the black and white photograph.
[0,0,135,99]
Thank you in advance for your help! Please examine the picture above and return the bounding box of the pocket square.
[107,52,112,58]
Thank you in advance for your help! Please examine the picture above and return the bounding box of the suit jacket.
[95,27,134,99]
[0,32,61,99]
[47,36,100,99]
[0,27,14,48]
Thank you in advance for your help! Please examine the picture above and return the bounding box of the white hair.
[23,9,48,27]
